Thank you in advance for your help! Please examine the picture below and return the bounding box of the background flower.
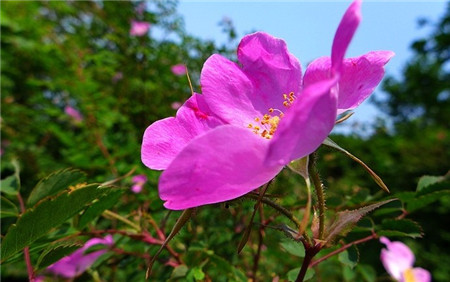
[171,64,187,76]
[131,174,147,193]
[130,20,150,36]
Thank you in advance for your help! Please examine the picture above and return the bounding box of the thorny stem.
[310,232,378,267]
[103,209,141,232]
[17,193,35,282]
[308,154,325,240]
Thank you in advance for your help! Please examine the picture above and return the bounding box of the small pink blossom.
[64,105,83,122]
[171,64,187,76]
[47,235,114,278]
[171,101,182,110]
[380,237,431,282]
[130,20,150,36]
[131,174,147,193]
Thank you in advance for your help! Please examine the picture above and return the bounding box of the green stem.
[103,210,141,232]
[309,154,325,240]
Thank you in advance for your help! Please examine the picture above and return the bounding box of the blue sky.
[176,0,447,134]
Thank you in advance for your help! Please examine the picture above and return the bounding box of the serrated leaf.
[35,239,83,269]
[1,183,113,262]
[27,168,87,206]
[417,175,445,191]
[1,196,19,218]
[77,189,124,229]
[280,239,305,258]
[287,267,315,281]
[407,181,450,212]
[322,138,389,192]
[338,245,359,269]
[377,219,423,238]
[325,199,396,243]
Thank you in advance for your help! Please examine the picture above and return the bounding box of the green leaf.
[377,219,423,238]
[417,175,445,191]
[170,265,189,279]
[0,159,21,195]
[288,156,309,179]
[357,264,376,282]
[325,199,396,243]
[407,181,450,212]
[0,175,19,196]
[1,183,113,262]
[190,267,205,281]
[1,196,19,218]
[280,239,305,257]
[322,138,389,193]
[338,245,359,269]
[77,189,124,229]
[35,239,83,269]
[287,267,315,281]
[27,168,87,206]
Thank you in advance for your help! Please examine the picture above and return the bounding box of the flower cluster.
[141,0,393,210]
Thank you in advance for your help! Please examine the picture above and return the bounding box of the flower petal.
[304,51,394,114]
[337,51,394,114]
[331,0,362,74]
[141,93,223,170]
[266,77,338,166]
[238,32,302,111]
[201,32,302,127]
[159,125,283,210]
[380,237,415,280]
[201,54,259,127]
[410,267,432,282]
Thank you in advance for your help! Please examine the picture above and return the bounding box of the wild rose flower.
[47,235,114,278]
[131,174,147,193]
[380,237,431,282]
[130,20,150,36]
[171,64,187,76]
[64,105,83,122]
[141,0,393,210]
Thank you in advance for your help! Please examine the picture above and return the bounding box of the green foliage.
[1,183,114,262]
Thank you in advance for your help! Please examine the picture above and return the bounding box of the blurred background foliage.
[1,1,449,281]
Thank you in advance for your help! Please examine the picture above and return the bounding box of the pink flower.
[131,174,147,193]
[130,20,150,36]
[47,235,114,278]
[380,237,431,282]
[64,105,83,122]
[171,64,187,76]
[112,71,123,83]
[141,0,392,210]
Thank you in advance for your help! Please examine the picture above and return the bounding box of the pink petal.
[158,125,283,210]
[132,174,147,183]
[304,51,394,114]
[201,32,302,128]
[47,235,113,278]
[171,64,187,76]
[380,237,415,280]
[141,93,223,170]
[237,32,302,112]
[130,20,150,36]
[200,54,260,127]
[331,0,362,75]
[410,267,431,282]
[265,77,338,166]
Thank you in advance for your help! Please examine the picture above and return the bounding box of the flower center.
[403,268,416,282]
[247,92,296,139]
